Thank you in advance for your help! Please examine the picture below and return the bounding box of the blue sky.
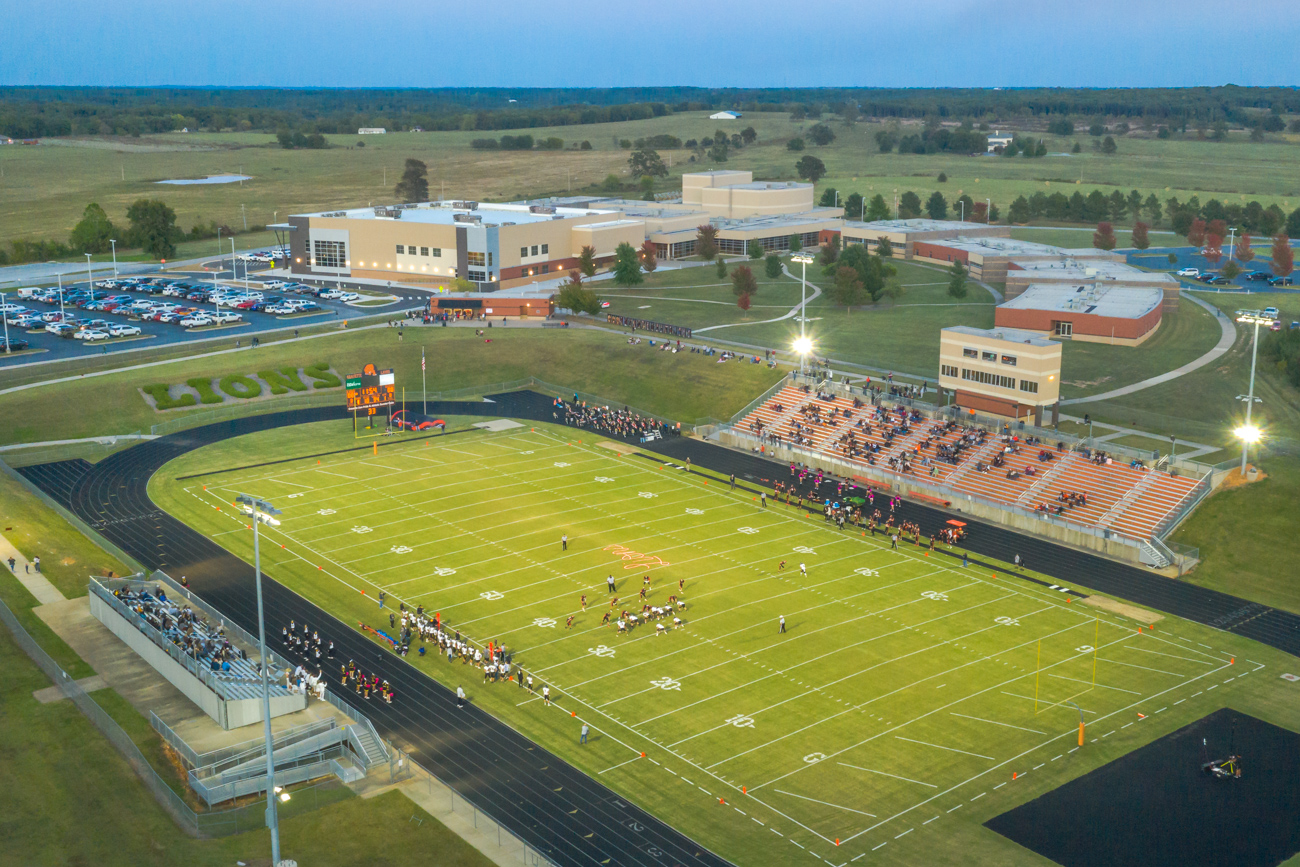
[5,0,1299,88]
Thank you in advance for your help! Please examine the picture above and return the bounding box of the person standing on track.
[456,686,466,708]
[730,473,736,490]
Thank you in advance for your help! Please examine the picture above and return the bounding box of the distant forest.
[1,86,1298,139]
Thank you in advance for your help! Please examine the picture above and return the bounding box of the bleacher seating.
[736,391,1205,542]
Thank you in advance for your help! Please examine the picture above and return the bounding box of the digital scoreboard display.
[346,363,395,412]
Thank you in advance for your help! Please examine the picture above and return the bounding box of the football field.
[158,421,1255,865]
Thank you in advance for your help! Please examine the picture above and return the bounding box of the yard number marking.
[389,545,413,554]
[520,450,534,455]
[286,493,303,499]
[995,616,1020,627]
[803,752,827,764]
[921,590,949,601]
[534,617,557,628]
[480,590,504,601]
[638,491,657,499]
[317,508,336,516]
[589,645,616,658]
[554,461,571,468]
[737,527,759,535]
[351,525,373,534]
[685,508,704,516]
[595,476,614,483]
[727,714,756,729]
[854,567,879,577]
[1076,645,1094,653]
[793,546,816,555]
[651,677,681,691]
[432,567,457,577]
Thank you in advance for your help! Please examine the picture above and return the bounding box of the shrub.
[259,368,309,395]
[218,374,262,400]
[141,383,197,411]
[470,138,499,150]
[186,377,224,404]
[303,362,341,389]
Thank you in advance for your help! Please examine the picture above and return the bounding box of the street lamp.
[235,493,284,867]
[1,290,9,354]
[1234,309,1275,473]
[790,252,815,376]
[110,239,118,278]
[84,253,94,294]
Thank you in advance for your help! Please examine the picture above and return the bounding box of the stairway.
[1014,452,1077,507]
[347,720,389,769]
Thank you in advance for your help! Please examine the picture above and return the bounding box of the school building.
[994,284,1165,345]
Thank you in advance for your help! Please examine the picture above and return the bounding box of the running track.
[14,393,1300,863]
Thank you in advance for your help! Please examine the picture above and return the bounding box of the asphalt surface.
[1129,247,1299,296]
[12,392,1300,863]
[0,252,425,369]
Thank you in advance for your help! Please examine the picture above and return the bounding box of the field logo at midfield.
[603,544,670,570]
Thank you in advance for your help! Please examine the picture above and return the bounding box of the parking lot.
[0,251,421,368]
[1129,246,1299,292]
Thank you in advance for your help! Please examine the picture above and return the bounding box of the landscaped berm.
[141,417,1295,866]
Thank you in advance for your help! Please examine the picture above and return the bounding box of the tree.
[1144,194,1163,225]
[947,260,968,299]
[731,265,758,310]
[988,202,1001,223]
[125,198,180,260]
[818,188,838,208]
[747,239,764,259]
[1108,190,1128,222]
[971,201,988,224]
[555,280,602,315]
[1234,233,1254,263]
[937,172,948,183]
[1093,221,1117,251]
[1131,221,1150,250]
[765,252,783,278]
[1287,207,1300,239]
[696,225,719,261]
[577,245,597,277]
[1126,189,1144,222]
[819,234,840,266]
[874,129,899,153]
[925,191,948,220]
[788,233,802,253]
[394,158,429,203]
[831,266,866,310]
[1203,234,1223,265]
[69,202,115,254]
[628,147,667,178]
[611,242,643,286]
[796,155,827,183]
[787,137,805,151]
[955,194,974,220]
[716,258,728,278]
[1101,136,1117,155]
[1187,218,1207,248]
[1008,196,1031,224]
[866,194,891,221]
[640,239,659,272]
[835,244,896,304]
[807,123,836,146]
[1222,260,1242,279]
[1271,233,1294,277]
[740,126,757,145]
[1089,122,1105,136]
[876,237,894,259]
[898,191,922,219]
[842,192,863,221]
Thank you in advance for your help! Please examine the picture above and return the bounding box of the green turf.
[148,419,1300,867]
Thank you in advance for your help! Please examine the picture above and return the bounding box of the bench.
[908,492,952,508]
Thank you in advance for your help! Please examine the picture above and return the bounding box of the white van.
[15,287,42,299]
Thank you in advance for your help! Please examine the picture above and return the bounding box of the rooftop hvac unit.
[451,200,478,210]
[529,205,557,214]
[373,207,402,218]
[453,213,482,224]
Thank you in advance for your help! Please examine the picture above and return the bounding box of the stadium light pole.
[235,493,284,867]
[1234,309,1273,473]
[790,252,815,377]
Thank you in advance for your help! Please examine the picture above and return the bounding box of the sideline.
[1062,292,1237,405]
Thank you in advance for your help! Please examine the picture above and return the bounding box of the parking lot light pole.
[85,253,93,293]
[110,239,118,277]
[235,494,283,867]
[1,291,10,353]
[57,273,65,318]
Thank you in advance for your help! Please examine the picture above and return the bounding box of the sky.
[5,0,1300,88]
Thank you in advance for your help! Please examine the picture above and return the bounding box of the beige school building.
[938,326,1062,424]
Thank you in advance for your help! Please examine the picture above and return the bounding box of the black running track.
[13,392,1300,863]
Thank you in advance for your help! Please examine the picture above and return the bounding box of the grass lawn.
[147,419,1300,867]
[0,326,783,445]
[0,606,497,867]
[9,114,1300,258]
[599,264,805,331]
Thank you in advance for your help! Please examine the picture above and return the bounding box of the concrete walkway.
[0,532,65,605]
[1061,291,1237,406]
[693,263,824,334]
[0,434,158,452]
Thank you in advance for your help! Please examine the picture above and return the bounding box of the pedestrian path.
[0,532,66,604]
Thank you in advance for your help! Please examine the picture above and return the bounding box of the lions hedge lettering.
[139,363,342,411]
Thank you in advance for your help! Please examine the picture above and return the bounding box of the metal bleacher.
[729,377,1211,562]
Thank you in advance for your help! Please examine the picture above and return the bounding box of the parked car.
[74,329,110,341]
[1245,271,1272,281]
[1175,267,1200,277]
[46,322,78,337]
[211,311,242,324]
[1268,276,1294,287]
[82,319,112,331]
[337,292,361,302]
[180,314,213,328]
[0,337,31,351]
[108,324,141,337]
[1264,306,1280,318]
[1202,274,1230,285]
[0,302,27,315]
[11,314,42,329]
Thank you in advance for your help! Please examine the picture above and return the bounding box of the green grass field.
[7,111,1300,256]
[148,419,1299,866]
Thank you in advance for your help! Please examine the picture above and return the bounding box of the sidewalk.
[0,532,65,605]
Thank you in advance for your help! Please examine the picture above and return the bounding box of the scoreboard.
[346,363,395,412]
